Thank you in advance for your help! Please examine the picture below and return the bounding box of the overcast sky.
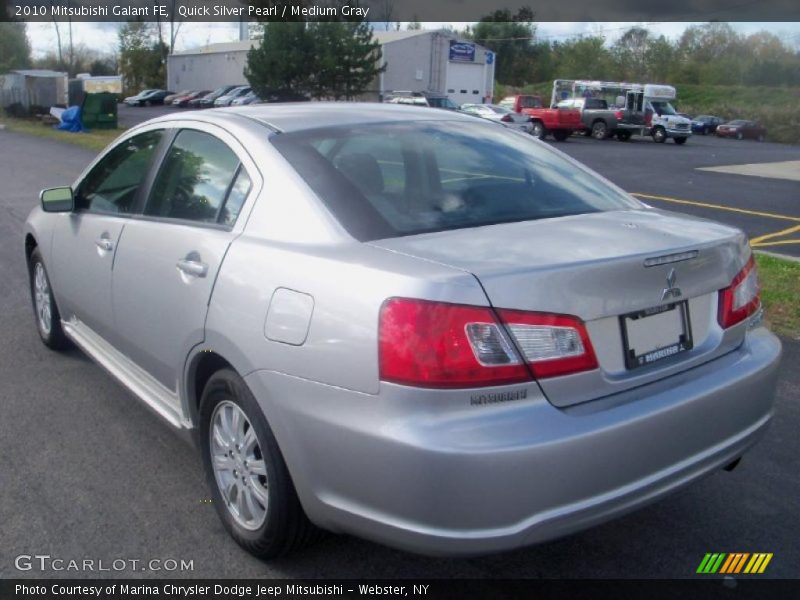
[25,21,800,58]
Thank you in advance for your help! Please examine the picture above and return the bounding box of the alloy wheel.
[210,400,270,530]
[33,262,52,336]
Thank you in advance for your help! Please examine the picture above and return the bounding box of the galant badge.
[661,268,682,301]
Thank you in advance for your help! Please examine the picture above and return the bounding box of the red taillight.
[501,114,513,123]
[718,256,760,329]
[379,298,529,388]
[615,110,624,121]
[379,298,598,388]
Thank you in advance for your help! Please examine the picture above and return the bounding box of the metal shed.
[0,69,69,114]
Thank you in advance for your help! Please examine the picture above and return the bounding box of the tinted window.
[145,130,240,224]
[76,130,163,214]
[272,121,640,241]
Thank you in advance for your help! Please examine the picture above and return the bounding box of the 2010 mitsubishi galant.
[24,104,781,558]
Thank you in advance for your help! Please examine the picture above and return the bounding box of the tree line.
[469,11,800,88]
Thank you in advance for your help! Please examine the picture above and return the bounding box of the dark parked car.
[124,89,172,107]
[193,86,239,109]
[173,90,210,108]
[124,89,160,107]
[691,115,724,135]
[716,120,767,142]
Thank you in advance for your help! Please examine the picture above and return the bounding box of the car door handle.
[176,258,208,278]
[95,237,114,252]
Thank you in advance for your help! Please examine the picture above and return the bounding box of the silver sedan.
[24,103,781,558]
[460,103,534,133]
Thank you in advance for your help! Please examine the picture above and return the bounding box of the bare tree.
[50,1,64,69]
[377,0,399,32]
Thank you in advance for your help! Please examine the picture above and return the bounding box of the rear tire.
[552,130,570,142]
[736,132,744,140]
[200,369,320,558]
[28,248,69,350]
[591,121,608,140]
[652,127,667,143]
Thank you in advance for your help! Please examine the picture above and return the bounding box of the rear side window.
[76,130,163,214]
[145,129,245,225]
[272,121,640,241]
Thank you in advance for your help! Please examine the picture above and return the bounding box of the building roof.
[11,69,68,78]
[172,40,258,56]
[371,29,441,44]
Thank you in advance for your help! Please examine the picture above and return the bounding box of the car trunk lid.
[370,209,751,407]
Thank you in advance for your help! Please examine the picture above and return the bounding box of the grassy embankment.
[755,254,800,339]
[497,82,800,144]
[0,113,123,152]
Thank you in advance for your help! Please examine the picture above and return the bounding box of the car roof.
[142,102,480,133]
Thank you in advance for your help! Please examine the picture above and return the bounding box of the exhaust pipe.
[723,457,742,472]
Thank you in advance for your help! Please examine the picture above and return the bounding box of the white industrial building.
[167,28,496,105]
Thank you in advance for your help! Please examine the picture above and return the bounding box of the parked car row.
[686,114,766,141]
[124,87,262,109]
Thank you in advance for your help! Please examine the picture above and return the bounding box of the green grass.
[755,253,800,338]
[0,115,124,152]
[675,84,800,145]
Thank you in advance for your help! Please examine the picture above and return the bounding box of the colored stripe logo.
[696,553,773,574]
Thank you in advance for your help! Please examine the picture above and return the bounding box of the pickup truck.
[498,95,581,141]
[556,97,622,140]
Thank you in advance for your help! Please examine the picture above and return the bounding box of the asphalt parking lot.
[556,133,800,258]
[0,126,798,580]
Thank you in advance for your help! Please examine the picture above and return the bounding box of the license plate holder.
[620,301,693,370]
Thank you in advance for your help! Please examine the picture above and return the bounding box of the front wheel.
[674,137,687,145]
[531,121,546,139]
[200,369,319,558]
[552,129,570,142]
[652,127,667,143]
[29,248,69,350]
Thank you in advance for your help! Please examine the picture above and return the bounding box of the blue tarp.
[56,106,83,132]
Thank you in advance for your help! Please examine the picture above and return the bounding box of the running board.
[62,319,190,431]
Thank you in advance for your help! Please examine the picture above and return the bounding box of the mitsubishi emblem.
[661,268,682,301]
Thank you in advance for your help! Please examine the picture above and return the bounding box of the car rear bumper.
[245,327,781,556]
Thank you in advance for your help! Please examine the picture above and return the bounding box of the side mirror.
[40,187,74,213]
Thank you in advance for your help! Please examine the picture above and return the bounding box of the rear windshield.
[271,121,640,241]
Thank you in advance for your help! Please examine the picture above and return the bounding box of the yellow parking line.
[752,239,800,247]
[631,192,800,223]
[750,224,800,246]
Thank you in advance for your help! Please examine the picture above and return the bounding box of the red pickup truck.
[499,95,581,141]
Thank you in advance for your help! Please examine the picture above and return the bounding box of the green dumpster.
[81,92,118,130]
